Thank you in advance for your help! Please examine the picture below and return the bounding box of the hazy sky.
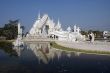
[0,0,110,31]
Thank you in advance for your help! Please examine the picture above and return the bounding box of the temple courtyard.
[56,41,110,52]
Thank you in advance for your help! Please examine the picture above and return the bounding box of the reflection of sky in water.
[0,42,110,73]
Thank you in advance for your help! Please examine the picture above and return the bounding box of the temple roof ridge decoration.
[26,13,86,42]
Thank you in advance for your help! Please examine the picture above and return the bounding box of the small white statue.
[67,26,71,32]
[13,22,24,47]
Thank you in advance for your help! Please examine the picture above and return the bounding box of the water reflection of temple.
[26,42,62,64]
[13,42,81,64]
[13,47,24,56]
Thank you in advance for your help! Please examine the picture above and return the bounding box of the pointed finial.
[74,24,77,32]
[56,18,62,30]
[57,18,60,25]
[67,26,71,32]
[38,11,41,20]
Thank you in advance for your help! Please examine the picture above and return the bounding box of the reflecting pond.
[0,42,110,73]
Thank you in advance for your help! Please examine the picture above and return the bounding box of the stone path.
[56,41,110,52]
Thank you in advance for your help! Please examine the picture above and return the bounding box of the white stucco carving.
[27,13,85,42]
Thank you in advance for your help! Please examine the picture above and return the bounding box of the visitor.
[89,34,92,42]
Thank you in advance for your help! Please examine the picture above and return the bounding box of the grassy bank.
[50,42,110,55]
[0,40,12,48]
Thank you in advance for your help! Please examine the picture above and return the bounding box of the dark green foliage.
[0,20,18,40]
[88,30,103,38]
[81,31,88,36]
[3,20,18,39]
[80,30,103,38]
[0,28,3,35]
[93,30,103,38]
[20,25,25,36]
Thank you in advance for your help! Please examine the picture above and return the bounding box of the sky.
[0,0,110,31]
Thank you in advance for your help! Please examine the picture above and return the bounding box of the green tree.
[2,20,18,39]
[20,25,25,37]
[93,31,103,38]
[0,28,3,36]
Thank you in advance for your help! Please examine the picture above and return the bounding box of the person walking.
[89,34,92,42]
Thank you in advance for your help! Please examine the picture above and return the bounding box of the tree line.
[71,29,103,38]
[0,20,24,40]
[80,30,103,38]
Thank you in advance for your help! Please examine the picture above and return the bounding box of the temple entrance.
[45,25,49,34]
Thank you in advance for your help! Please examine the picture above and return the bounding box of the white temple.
[26,13,85,42]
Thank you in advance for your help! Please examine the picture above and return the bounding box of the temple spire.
[38,11,41,20]
[56,18,62,31]
[57,18,61,28]
[18,22,21,35]
[74,24,77,32]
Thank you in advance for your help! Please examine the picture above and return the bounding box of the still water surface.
[0,42,110,73]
